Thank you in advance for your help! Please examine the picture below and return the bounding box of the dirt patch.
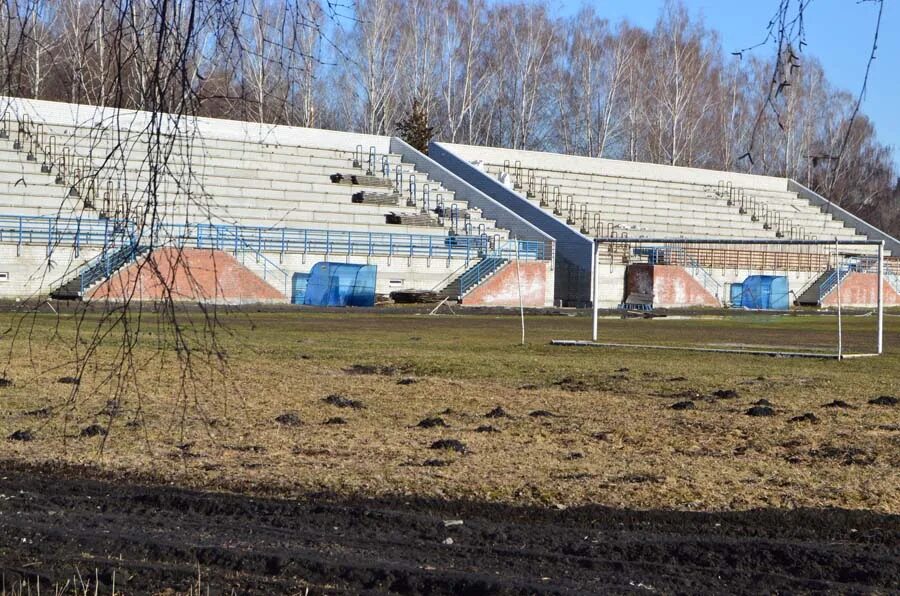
[7,430,33,442]
[474,425,499,433]
[671,401,695,411]
[712,389,739,399]
[753,399,774,406]
[809,446,876,466]
[1,464,898,595]
[823,400,854,409]
[323,417,347,425]
[79,424,107,438]
[789,413,819,424]
[528,410,556,418]
[552,376,590,392]
[397,377,419,385]
[417,417,449,429]
[23,407,53,419]
[57,376,80,385]
[746,406,775,417]
[422,458,450,467]
[484,406,510,419]
[0,378,12,387]
[343,364,399,376]
[323,394,365,409]
[430,439,467,454]
[274,412,303,427]
[869,396,898,406]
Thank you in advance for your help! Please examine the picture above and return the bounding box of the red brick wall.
[462,261,550,307]
[89,248,287,304]
[820,272,900,307]
[625,264,719,308]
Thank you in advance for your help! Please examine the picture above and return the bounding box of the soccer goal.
[553,237,889,359]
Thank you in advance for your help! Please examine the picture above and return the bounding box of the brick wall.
[89,248,287,304]
[462,261,551,307]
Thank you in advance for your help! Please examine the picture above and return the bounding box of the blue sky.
[552,0,899,172]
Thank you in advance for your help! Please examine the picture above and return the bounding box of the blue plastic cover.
[739,275,789,310]
[301,262,377,307]
[291,273,310,305]
[730,283,744,307]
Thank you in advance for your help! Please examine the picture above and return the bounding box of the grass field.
[1,308,898,513]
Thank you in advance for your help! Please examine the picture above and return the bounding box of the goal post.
[564,237,889,359]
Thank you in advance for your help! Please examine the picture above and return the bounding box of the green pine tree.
[396,99,435,154]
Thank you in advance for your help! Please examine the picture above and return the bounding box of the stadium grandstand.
[431,142,900,309]
[0,97,553,307]
[0,95,897,311]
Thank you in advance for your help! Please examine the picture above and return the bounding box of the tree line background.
[1,0,897,235]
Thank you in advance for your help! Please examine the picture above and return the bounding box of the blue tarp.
[737,275,790,310]
[298,262,377,307]
[291,273,310,305]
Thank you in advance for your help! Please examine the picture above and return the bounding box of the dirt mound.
[429,439,467,454]
[0,464,898,595]
[323,417,347,425]
[474,425,499,433]
[789,413,819,424]
[417,417,449,429]
[79,424,107,437]
[422,459,450,467]
[869,395,898,406]
[528,410,556,418]
[7,429,33,442]
[823,400,854,409]
[57,376,80,385]
[712,389,738,399]
[23,407,53,418]
[484,406,510,419]
[671,401,695,410]
[274,412,302,427]
[323,394,365,409]
[753,399,773,406]
[746,406,775,417]
[397,377,419,385]
[343,364,398,376]
[0,378,12,387]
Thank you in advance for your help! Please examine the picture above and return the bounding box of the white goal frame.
[554,237,886,359]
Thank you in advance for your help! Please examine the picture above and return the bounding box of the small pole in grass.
[835,238,842,360]
[515,238,525,345]
[591,241,599,342]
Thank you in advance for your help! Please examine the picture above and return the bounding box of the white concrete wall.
[234,250,479,299]
[0,244,102,298]
[594,263,627,308]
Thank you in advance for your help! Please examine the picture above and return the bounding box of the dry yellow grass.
[1,309,898,512]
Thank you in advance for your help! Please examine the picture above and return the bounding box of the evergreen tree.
[396,99,435,154]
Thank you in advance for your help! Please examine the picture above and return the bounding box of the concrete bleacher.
[443,143,868,245]
[0,120,505,239]
[431,141,899,308]
[0,97,554,303]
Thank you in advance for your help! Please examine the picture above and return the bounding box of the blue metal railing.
[457,257,508,296]
[77,243,145,294]
[818,266,854,302]
[0,215,547,262]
